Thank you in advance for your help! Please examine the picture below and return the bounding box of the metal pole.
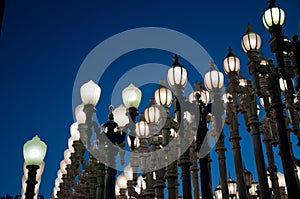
[212,89,229,199]
[25,165,39,199]
[267,10,300,195]
[225,72,248,199]
[240,83,271,199]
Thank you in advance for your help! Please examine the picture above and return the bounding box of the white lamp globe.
[113,104,129,129]
[241,25,262,52]
[122,83,142,109]
[154,82,173,107]
[262,2,285,30]
[23,136,47,166]
[167,55,188,87]
[70,122,80,141]
[204,64,224,91]
[117,174,128,189]
[75,104,86,124]
[80,80,101,106]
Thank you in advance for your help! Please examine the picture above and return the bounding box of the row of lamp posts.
[21,0,300,199]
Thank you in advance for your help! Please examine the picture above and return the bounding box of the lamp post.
[23,136,47,199]
[262,1,300,197]
[204,62,229,199]
[167,55,192,199]
[154,80,177,199]
[145,99,165,199]
[190,82,213,199]
[223,48,248,199]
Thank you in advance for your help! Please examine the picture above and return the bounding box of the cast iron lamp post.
[242,5,300,194]
[154,80,177,199]
[144,99,165,199]
[222,48,248,199]
[23,136,47,199]
[167,55,193,199]
[204,62,229,199]
[189,82,213,199]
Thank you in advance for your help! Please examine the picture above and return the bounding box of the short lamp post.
[23,136,47,199]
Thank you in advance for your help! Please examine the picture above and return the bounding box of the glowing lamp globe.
[241,25,261,52]
[23,136,47,166]
[279,77,293,92]
[154,83,173,107]
[223,48,240,74]
[122,83,142,109]
[136,119,150,138]
[204,67,224,91]
[80,80,101,106]
[124,164,133,181]
[75,104,86,124]
[144,105,160,124]
[262,2,285,30]
[113,104,129,128]
[189,90,210,105]
[70,122,80,141]
[167,55,187,87]
[228,177,237,196]
[117,174,128,189]
[215,185,222,199]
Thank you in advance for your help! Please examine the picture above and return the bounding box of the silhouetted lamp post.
[23,136,47,199]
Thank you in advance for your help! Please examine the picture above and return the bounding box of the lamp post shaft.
[199,154,213,198]
[96,162,105,199]
[154,167,165,199]
[263,137,281,199]
[190,145,200,199]
[241,86,271,199]
[25,165,39,199]
[212,90,229,198]
[268,26,300,197]
[226,75,248,199]
[178,149,192,199]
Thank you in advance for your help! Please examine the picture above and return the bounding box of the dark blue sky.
[0,0,299,198]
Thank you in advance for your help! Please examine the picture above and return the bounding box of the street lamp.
[227,177,237,199]
[122,83,142,110]
[190,82,213,199]
[204,63,228,199]
[214,185,222,199]
[250,180,258,197]
[222,49,249,199]
[23,136,47,199]
[167,55,187,97]
[262,0,285,30]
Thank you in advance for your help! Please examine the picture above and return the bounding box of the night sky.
[0,0,299,198]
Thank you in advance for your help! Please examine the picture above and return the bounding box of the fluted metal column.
[261,122,281,199]
[195,91,213,199]
[265,1,300,195]
[212,89,229,199]
[95,161,105,199]
[190,143,200,199]
[225,71,248,199]
[240,82,271,199]
[25,165,39,199]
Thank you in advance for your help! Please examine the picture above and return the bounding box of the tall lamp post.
[262,1,300,197]
[223,48,248,199]
[189,82,213,199]
[204,62,229,198]
[23,136,47,199]
[167,55,193,199]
